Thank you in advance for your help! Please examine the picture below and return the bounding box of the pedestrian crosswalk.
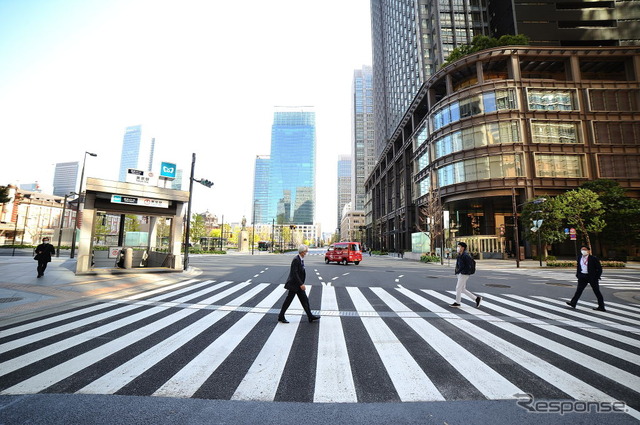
[0,278,639,419]
[494,268,640,290]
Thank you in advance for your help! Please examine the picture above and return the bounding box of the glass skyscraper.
[351,65,375,212]
[252,155,270,224]
[52,161,79,196]
[118,125,142,182]
[267,108,316,225]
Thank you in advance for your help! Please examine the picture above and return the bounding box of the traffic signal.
[198,179,214,188]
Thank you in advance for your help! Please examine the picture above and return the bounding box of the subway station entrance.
[75,178,190,274]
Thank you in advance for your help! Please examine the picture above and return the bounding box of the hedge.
[420,255,441,263]
[547,260,625,268]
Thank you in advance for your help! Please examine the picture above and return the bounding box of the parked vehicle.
[325,242,362,265]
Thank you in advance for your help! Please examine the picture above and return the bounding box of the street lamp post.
[512,188,520,268]
[56,192,76,257]
[512,192,547,268]
[70,151,97,259]
[183,153,214,271]
[531,209,545,267]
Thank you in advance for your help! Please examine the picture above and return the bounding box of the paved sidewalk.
[0,256,200,323]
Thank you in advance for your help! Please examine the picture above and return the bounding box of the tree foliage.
[189,213,207,241]
[521,197,566,250]
[0,186,12,204]
[555,189,605,250]
[580,179,640,249]
[125,214,140,232]
[443,34,530,67]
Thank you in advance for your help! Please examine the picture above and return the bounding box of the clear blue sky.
[0,0,372,231]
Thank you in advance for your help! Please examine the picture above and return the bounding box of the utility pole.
[512,187,520,268]
[183,153,214,270]
[56,192,75,257]
[220,215,224,252]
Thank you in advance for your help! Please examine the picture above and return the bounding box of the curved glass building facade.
[366,46,640,258]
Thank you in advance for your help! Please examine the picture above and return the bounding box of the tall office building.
[171,169,183,190]
[148,137,155,172]
[366,0,640,256]
[371,0,640,157]
[337,155,352,231]
[489,0,640,47]
[252,155,270,225]
[351,66,375,212]
[118,125,155,181]
[118,125,142,181]
[52,161,79,196]
[267,107,316,225]
[371,0,491,157]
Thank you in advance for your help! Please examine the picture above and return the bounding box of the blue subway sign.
[160,162,177,180]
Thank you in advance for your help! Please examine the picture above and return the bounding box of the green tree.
[125,215,140,232]
[189,213,207,241]
[156,217,170,247]
[93,215,111,245]
[443,34,529,66]
[556,189,606,250]
[521,196,567,257]
[581,179,640,254]
[0,186,12,204]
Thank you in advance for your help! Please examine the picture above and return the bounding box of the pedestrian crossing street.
[493,268,640,290]
[0,278,639,419]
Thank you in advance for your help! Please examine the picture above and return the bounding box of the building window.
[598,155,640,178]
[589,89,639,111]
[437,154,524,186]
[433,120,521,160]
[535,154,586,177]
[593,121,640,145]
[527,89,577,111]
[416,150,430,174]
[531,121,581,144]
[414,123,429,150]
[431,89,517,131]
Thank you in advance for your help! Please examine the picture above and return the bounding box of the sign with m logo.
[160,162,177,180]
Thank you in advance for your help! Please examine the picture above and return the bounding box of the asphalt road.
[1,251,639,424]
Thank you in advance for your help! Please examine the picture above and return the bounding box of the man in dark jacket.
[451,241,481,308]
[278,244,320,323]
[34,237,56,278]
[566,245,605,311]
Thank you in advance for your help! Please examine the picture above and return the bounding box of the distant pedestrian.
[566,245,605,312]
[34,237,55,278]
[451,242,481,308]
[278,244,320,323]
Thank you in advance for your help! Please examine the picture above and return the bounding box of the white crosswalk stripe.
[493,268,640,289]
[0,278,638,420]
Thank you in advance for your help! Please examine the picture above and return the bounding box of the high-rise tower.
[267,107,316,225]
[351,65,375,212]
[337,154,352,231]
[52,161,79,196]
[252,155,270,225]
[371,0,490,156]
[117,125,155,181]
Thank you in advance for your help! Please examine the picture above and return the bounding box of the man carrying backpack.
[451,241,482,308]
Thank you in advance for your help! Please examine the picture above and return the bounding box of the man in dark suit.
[278,244,320,323]
[34,237,56,278]
[566,245,606,312]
